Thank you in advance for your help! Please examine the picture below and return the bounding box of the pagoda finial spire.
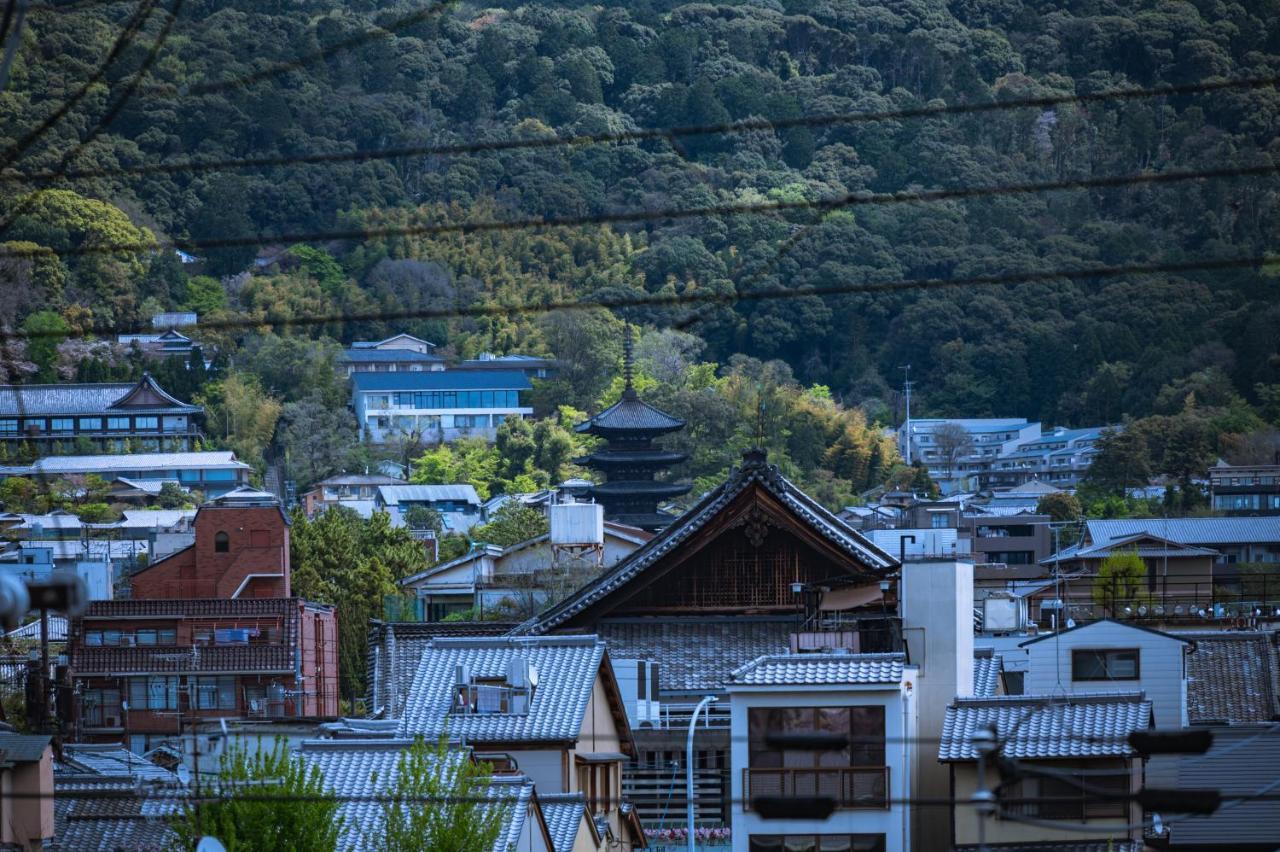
[622,323,635,397]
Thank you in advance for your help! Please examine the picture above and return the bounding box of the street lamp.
[686,695,718,852]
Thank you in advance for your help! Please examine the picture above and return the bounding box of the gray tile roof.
[973,650,1002,697]
[574,390,685,433]
[50,780,183,852]
[1149,724,1280,848]
[366,621,519,715]
[538,792,589,852]
[939,693,1151,762]
[729,652,905,686]
[397,635,608,744]
[597,617,798,694]
[341,348,443,363]
[527,450,896,634]
[297,740,532,852]
[0,378,197,417]
[0,732,50,764]
[1182,631,1280,724]
[1086,517,1280,546]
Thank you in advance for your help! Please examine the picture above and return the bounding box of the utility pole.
[901,365,913,465]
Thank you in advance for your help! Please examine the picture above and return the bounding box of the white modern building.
[727,653,918,852]
[351,369,533,444]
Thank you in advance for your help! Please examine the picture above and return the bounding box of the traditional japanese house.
[517,447,901,829]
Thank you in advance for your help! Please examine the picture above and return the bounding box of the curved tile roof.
[730,652,905,686]
[525,449,897,634]
[939,693,1151,762]
[574,390,685,434]
[397,636,607,744]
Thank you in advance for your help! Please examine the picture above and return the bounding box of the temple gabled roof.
[521,448,898,634]
[574,389,685,435]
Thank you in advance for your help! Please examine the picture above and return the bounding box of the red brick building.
[66,487,339,749]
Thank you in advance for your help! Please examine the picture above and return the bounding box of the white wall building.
[727,653,917,852]
[1019,618,1191,728]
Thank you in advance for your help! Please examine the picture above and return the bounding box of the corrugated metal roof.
[298,740,531,852]
[939,693,1151,762]
[377,484,481,505]
[729,652,905,686]
[397,636,606,744]
[341,349,443,362]
[57,745,179,785]
[26,451,246,474]
[1150,725,1280,847]
[352,370,531,391]
[1086,517,1280,546]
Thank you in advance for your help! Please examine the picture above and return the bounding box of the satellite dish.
[196,838,227,852]
[1065,618,1076,629]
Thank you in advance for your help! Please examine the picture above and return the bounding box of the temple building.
[573,331,689,530]
[0,373,202,454]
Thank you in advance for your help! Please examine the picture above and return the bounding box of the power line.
[0,252,1271,345]
[2,74,1275,185]
[2,160,1275,261]
[0,0,158,173]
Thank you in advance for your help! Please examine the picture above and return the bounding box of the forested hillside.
[2,0,1279,455]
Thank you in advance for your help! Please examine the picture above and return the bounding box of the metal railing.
[743,766,889,809]
[624,766,728,825]
[1044,573,1280,623]
[659,701,731,730]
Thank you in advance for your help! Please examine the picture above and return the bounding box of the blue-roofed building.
[984,425,1111,489]
[341,333,445,376]
[352,369,533,444]
[0,374,202,454]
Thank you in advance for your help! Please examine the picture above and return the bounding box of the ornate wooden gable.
[108,373,194,410]
[530,449,897,633]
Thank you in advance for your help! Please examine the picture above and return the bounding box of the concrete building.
[727,653,917,852]
[299,472,405,516]
[1209,460,1280,515]
[340,333,445,376]
[352,369,533,444]
[375,483,483,533]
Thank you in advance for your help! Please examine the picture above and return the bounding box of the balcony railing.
[743,766,889,809]
[659,701,731,730]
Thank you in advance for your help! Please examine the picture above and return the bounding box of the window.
[128,676,180,710]
[49,418,74,433]
[1072,649,1140,681]
[162,416,188,432]
[108,416,132,430]
[78,417,102,430]
[214,531,230,552]
[135,416,158,430]
[194,676,237,710]
[1004,771,1128,820]
[930,513,949,529]
[83,688,122,727]
[746,706,887,809]
[748,835,886,852]
[205,469,237,481]
[0,418,19,434]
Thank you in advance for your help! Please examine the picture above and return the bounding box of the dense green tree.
[172,738,342,852]
[373,737,501,852]
[470,502,549,548]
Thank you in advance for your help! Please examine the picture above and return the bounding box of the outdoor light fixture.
[790,581,805,594]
